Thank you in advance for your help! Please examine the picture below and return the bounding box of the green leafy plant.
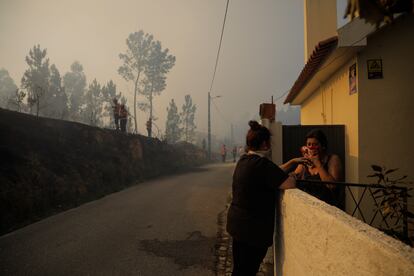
[368,165,413,245]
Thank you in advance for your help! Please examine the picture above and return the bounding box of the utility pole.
[207,92,221,160]
[230,123,234,146]
[208,92,211,160]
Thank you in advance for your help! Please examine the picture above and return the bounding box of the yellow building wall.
[301,59,359,183]
[304,0,337,62]
[357,14,414,184]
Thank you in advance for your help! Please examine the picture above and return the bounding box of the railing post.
[402,187,408,241]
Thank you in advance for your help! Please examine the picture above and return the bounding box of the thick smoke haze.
[0,0,348,146]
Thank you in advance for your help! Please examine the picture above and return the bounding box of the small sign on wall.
[349,63,357,95]
[367,59,383,79]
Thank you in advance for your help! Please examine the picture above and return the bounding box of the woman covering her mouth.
[292,128,344,207]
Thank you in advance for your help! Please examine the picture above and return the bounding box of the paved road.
[0,163,235,276]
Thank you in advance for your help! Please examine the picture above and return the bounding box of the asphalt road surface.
[0,163,235,276]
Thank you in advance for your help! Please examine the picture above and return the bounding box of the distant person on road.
[119,104,128,133]
[232,146,237,162]
[221,144,227,163]
[227,120,296,276]
[202,138,206,151]
[112,98,121,130]
[202,138,207,158]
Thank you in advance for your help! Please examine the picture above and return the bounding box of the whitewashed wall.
[275,189,414,276]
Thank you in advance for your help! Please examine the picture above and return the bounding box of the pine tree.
[141,41,175,137]
[118,31,154,133]
[102,80,119,128]
[63,61,87,122]
[43,64,68,119]
[180,94,196,143]
[119,30,175,134]
[0,68,18,109]
[8,89,26,112]
[21,45,50,116]
[82,79,103,126]
[165,99,181,143]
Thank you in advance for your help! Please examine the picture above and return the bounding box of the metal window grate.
[296,179,409,243]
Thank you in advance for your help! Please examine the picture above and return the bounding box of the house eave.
[285,17,380,106]
[289,46,364,106]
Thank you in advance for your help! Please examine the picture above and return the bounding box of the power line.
[206,0,230,160]
[209,0,230,93]
[274,89,290,102]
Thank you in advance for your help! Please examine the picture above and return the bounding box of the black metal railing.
[296,179,409,243]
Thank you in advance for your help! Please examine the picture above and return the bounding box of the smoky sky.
[0,0,348,143]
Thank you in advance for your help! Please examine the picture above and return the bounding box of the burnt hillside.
[0,108,207,235]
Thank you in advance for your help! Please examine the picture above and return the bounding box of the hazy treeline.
[0,45,127,129]
[0,29,201,143]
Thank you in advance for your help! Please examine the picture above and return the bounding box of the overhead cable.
[209,0,230,93]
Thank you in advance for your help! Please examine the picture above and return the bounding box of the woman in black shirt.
[226,121,297,276]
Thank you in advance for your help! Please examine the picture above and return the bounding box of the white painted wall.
[261,118,283,166]
[275,189,414,276]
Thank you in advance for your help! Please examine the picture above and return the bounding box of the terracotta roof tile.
[284,36,338,104]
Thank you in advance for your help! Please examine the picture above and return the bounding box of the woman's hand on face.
[293,157,313,166]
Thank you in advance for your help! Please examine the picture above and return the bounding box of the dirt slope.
[0,108,207,235]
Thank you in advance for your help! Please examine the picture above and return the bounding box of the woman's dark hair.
[246,120,271,151]
[305,129,328,149]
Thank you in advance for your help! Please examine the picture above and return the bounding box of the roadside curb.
[215,204,232,276]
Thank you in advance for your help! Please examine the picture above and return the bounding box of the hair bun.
[248,120,260,130]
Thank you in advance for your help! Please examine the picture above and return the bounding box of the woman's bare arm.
[292,163,305,179]
[279,176,296,189]
[279,157,310,173]
[313,154,342,182]
[328,154,343,181]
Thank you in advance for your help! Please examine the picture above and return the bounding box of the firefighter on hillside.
[146,119,152,137]
[119,104,128,133]
[112,98,121,130]
[202,138,207,151]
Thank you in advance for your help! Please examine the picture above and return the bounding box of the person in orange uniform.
[112,98,121,130]
[232,146,237,162]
